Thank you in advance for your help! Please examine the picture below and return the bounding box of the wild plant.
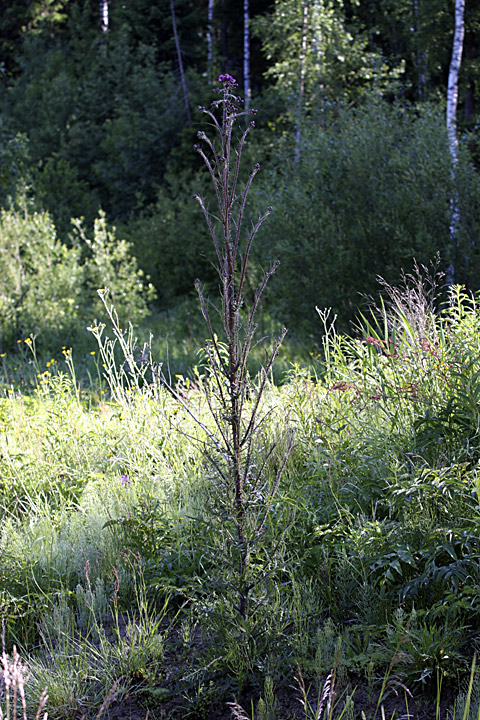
[1,630,48,720]
[151,74,295,673]
[317,262,449,441]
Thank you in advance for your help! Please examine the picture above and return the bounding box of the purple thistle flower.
[218,74,237,87]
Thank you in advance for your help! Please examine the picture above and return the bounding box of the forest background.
[2,0,480,355]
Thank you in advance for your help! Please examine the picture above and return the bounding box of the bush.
[0,203,155,350]
[75,211,156,328]
[0,204,83,348]
[122,171,217,307]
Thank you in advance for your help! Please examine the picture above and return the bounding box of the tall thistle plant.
[164,74,294,625]
[91,76,293,667]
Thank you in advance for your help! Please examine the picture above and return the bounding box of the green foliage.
[4,262,480,714]
[255,0,399,116]
[0,203,154,350]
[254,100,468,336]
[34,155,98,238]
[76,212,156,327]
[384,607,465,684]
[0,121,30,205]
[0,204,83,348]
[4,27,190,225]
[122,171,216,307]
[350,0,452,104]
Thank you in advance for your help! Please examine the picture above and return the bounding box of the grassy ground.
[2,280,480,719]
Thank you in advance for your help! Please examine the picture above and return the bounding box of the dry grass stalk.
[1,645,48,720]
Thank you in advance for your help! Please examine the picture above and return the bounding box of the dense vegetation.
[3,2,480,718]
[4,275,480,719]
[2,0,480,345]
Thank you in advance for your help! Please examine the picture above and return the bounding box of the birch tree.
[243,0,251,110]
[447,0,465,164]
[295,0,308,162]
[207,0,215,84]
[255,0,392,134]
[446,0,465,280]
[99,0,109,33]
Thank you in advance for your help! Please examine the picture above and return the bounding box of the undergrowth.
[2,79,480,719]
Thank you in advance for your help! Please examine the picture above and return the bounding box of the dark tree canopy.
[2,0,480,335]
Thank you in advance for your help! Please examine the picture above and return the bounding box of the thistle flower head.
[218,73,237,87]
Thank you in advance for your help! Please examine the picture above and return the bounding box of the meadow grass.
[2,277,480,718]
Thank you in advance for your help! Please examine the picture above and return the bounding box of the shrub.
[75,211,156,328]
[0,203,155,350]
[0,204,83,348]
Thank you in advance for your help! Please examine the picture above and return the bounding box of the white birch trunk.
[207,0,214,85]
[100,0,109,33]
[243,0,251,111]
[447,0,465,164]
[446,0,465,282]
[170,0,192,125]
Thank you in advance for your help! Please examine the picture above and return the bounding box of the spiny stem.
[192,74,292,621]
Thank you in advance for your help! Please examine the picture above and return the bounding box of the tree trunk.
[170,0,192,125]
[99,0,109,33]
[446,0,465,283]
[243,0,251,111]
[207,0,214,85]
[447,0,465,163]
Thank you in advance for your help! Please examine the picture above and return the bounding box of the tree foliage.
[253,101,480,335]
[1,0,480,336]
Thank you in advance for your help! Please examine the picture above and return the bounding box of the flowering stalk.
[190,75,293,619]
